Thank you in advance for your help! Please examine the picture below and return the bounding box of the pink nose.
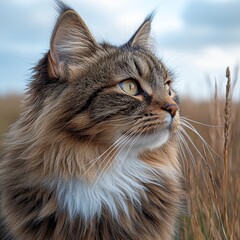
[162,104,179,118]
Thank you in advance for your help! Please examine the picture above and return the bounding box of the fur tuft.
[54,0,73,15]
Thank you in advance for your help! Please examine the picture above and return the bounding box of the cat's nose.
[162,104,179,118]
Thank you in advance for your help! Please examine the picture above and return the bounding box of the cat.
[0,2,183,239]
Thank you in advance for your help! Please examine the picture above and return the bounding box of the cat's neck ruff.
[51,142,178,221]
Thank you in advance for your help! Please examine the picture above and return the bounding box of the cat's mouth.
[139,119,173,135]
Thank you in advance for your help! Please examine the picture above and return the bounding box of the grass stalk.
[223,67,231,237]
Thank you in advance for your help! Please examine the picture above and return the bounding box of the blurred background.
[0,0,240,238]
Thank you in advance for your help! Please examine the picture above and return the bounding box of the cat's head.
[30,3,180,158]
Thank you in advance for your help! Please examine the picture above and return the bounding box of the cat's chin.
[134,129,170,151]
[123,115,174,151]
[121,128,170,153]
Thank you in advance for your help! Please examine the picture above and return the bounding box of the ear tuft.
[54,0,72,15]
[126,11,156,50]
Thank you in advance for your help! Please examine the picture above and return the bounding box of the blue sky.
[0,0,240,99]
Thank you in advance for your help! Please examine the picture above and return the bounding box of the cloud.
[183,1,240,30]
[158,1,240,50]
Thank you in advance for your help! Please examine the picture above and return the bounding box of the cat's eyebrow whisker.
[181,116,223,128]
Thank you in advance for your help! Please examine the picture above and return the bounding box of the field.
[0,95,22,153]
[0,69,239,239]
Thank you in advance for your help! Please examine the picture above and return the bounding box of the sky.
[0,0,240,99]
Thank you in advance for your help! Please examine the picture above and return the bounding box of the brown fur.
[0,2,183,239]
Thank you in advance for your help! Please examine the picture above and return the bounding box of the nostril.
[162,104,179,118]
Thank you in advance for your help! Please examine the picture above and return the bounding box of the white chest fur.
[52,151,164,220]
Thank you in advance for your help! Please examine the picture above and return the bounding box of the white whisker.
[92,128,140,188]
[177,130,196,167]
[79,126,138,179]
[180,119,223,160]
[181,116,223,128]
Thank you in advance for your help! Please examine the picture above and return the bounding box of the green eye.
[119,79,139,96]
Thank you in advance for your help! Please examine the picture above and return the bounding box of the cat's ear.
[126,13,155,50]
[48,4,99,79]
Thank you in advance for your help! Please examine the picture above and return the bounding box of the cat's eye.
[164,82,171,96]
[119,79,139,96]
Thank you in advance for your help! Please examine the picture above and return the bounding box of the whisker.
[84,119,137,147]
[176,131,188,171]
[179,118,228,236]
[177,130,223,219]
[181,116,223,128]
[179,126,224,196]
[180,126,208,164]
[180,120,223,160]
[177,130,197,168]
[180,130,225,230]
[80,123,143,180]
[92,126,145,188]
[86,125,140,166]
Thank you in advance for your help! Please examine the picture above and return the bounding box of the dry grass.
[0,95,22,153]
[179,67,240,239]
[0,68,239,239]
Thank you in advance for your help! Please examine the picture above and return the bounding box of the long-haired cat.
[0,2,183,239]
